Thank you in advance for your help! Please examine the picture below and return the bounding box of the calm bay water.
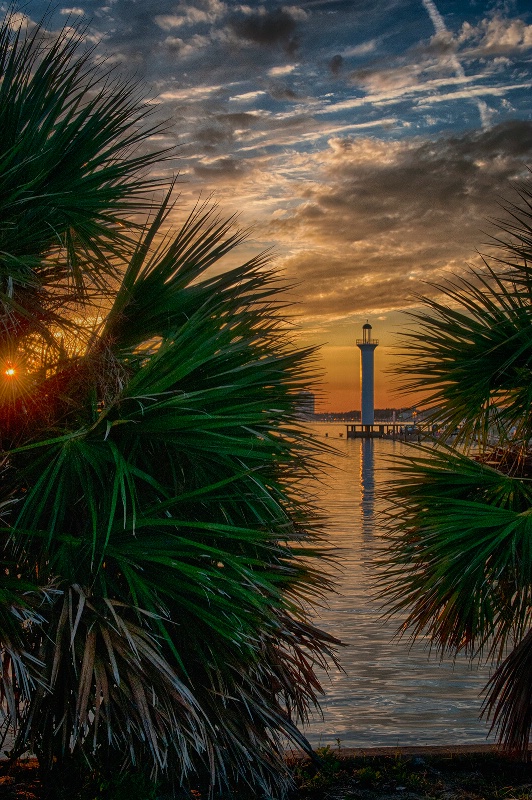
[303,423,494,748]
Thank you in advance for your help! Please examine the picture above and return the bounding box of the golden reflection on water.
[303,423,493,749]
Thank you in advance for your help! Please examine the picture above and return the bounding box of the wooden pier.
[346,423,423,440]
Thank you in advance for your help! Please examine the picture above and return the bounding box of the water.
[303,423,494,748]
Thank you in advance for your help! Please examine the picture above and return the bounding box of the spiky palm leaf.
[0,17,334,793]
[0,14,337,792]
[381,445,532,658]
[482,628,532,755]
[0,9,168,378]
[382,176,532,756]
[0,9,170,733]
[394,262,532,448]
[2,204,336,793]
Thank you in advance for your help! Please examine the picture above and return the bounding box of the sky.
[18,0,532,410]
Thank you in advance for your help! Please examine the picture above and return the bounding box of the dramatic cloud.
[273,121,532,320]
[19,0,532,408]
[329,54,343,75]
[155,0,226,31]
[350,64,426,93]
[459,14,532,55]
[229,8,300,55]
[193,156,249,179]
[266,83,301,101]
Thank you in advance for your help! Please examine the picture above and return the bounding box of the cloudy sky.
[22,0,532,409]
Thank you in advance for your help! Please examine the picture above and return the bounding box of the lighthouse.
[356,322,379,426]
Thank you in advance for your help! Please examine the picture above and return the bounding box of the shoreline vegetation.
[2,745,532,799]
[290,745,532,800]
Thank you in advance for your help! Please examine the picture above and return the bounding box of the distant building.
[295,390,316,419]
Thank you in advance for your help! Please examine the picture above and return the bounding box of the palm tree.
[381,174,532,756]
[0,10,337,796]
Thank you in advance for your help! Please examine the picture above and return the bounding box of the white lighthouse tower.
[356,322,379,427]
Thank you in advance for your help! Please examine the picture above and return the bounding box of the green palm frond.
[0,196,337,792]
[380,446,532,659]
[97,191,271,353]
[383,174,532,756]
[0,11,166,274]
[0,9,336,794]
[395,262,532,448]
[0,10,168,371]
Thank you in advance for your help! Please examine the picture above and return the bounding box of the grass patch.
[2,750,532,799]
[289,749,532,800]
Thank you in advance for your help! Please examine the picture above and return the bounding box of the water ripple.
[303,424,493,748]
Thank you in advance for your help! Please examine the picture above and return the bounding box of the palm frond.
[0,195,338,793]
[380,446,532,660]
[395,261,532,448]
[382,174,532,756]
[24,588,207,776]
[0,8,170,378]
[0,9,337,793]
[482,627,532,757]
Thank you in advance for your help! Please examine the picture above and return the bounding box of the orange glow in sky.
[316,341,401,412]
[300,310,422,412]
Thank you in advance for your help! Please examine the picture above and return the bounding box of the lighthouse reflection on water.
[360,438,375,540]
